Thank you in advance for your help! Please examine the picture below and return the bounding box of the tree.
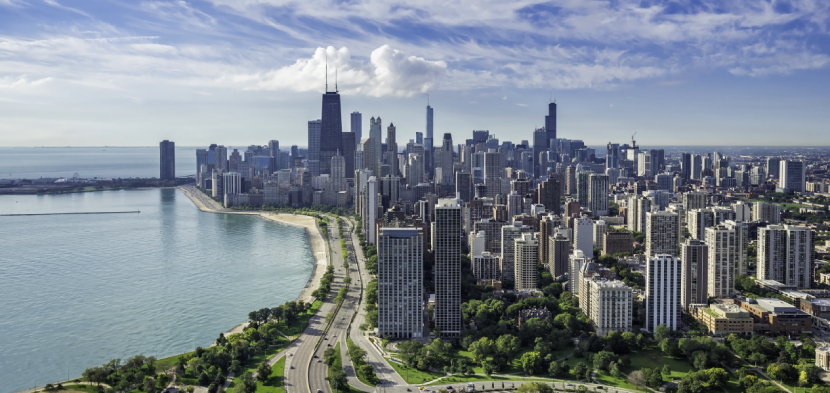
[548,361,563,378]
[496,334,521,357]
[155,374,171,390]
[256,361,272,382]
[143,376,157,393]
[747,352,767,366]
[692,350,709,370]
[661,364,671,376]
[767,362,793,382]
[326,370,348,392]
[236,372,257,393]
[610,362,622,381]
[593,351,618,372]
[197,372,210,386]
[706,368,729,388]
[642,367,663,389]
[515,382,553,393]
[520,351,545,375]
[572,362,588,380]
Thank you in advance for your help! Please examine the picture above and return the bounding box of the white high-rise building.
[732,201,752,222]
[473,252,501,281]
[514,233,539,292]
[405,153,424,185]
[589,174,610,216]
[433,198,462,337]
[753,202,781,224]
[370,117,383,177]
[222,171,242,195]
[471,231,485,258]
[706,225,736,298]
[568,249,588,295]
[682,192,707,212]
[594,220,607,251]
[646,255,682,332]
[377,227,424,339]
[588,280,633,335]
[779,160,806,193]
[758,224,814,288]
[501,224,533,282]
[573,216,594,260]
[645,211,680,257]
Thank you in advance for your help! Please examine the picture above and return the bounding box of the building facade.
[377,228,424,339]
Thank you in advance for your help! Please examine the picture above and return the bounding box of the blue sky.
[0,0,828,147]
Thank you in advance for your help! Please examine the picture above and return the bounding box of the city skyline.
[1,1,830,146]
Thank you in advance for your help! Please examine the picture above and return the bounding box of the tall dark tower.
[159,140,175,180]
[319,72,343,175]
[545,100,557,147]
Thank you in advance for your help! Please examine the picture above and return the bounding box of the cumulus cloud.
[239,45,446,97]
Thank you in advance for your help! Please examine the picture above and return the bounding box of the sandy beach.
[177,185,330,337]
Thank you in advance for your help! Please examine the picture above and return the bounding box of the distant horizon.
[2,145,830,149]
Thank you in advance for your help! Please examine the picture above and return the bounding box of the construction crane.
[631,131,638,148]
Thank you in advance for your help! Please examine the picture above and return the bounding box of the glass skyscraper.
[319,91,343,175]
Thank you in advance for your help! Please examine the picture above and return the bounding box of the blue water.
[0,189,314,393]
[0,146,213,179]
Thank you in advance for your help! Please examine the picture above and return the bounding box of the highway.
[346,218,407,389]
[283,217,343,393]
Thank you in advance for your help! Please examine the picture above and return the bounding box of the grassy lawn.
[346,337,376,387]
[626,348,694,381]
[328,342,363,393]
[426,375,552,386]
[594,372,643,391]
[256,356,285,393]
[227,340,290,393]
[551,348,575,361]
[277,300,322,336]
[60,385,101,393]
[385,358,445,384]
[155,351,195,371]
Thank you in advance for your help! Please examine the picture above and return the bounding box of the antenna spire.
[325,52,328,93]
[427,93,430,106]
[335,68,338,93]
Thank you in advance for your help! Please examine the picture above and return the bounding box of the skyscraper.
[779,160,806,193]
[589,174,609,216]
[378,227,424,339]
[758,224,813,288]
[484,150,500,198]
[706,225,736,298]
[548,232,570,278]
[196,149,207,179]
[645,211,680,257]
[545,100,557,145]
[433,198,462,337]
[387,123,398,176]
[370,116,383,176]
[514,233,539,292]
[767,157,781,180]
[351,111,362,148]
[268,140,280,173]
[441,133,453,184]
[159,140,175,180]
[646,255,681,332]
[724,220,749,277]
[307,120,322,176]
[425,105,434,181]
[574,216,594,259]
[681,239,708,310]
[319,90,344,176]
[501,224,533,283]
[341,132,356,179]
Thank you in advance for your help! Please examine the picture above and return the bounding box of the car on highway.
[313,355,318,358]
[317,359,322,363]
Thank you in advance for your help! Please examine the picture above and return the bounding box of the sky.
[0,0,829,147]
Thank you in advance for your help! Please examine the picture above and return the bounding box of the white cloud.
[0,75,53,89]
[238,45,446,97]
